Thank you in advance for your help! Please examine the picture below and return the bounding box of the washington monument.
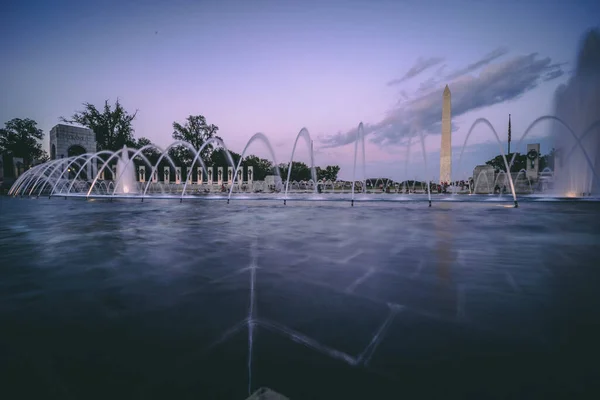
[440,85,452,184]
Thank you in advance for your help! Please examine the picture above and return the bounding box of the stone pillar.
[175,167,182,184]
[164,166,170,183]
[526,143,540,180]
[440,85,452,185]
[186,166,192,184]
[112,165,117,181]
[139,166,145,183]
[237,167,243,185]
[217,167,223,185]
[208,167,213,185]
[99,168,105,180]
[197,167,203,185]
[247,166,253,185]
[227,166,233,185]
[152,169,158,183]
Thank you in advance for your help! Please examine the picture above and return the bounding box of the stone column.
[175,167,182,184]
[164,166,170,183]
[197,167,204,185]
[247,166,253,185]
[186,166,192,184]
[526,143,540,180]
[440,85,452,185]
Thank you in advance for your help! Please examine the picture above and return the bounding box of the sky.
[1,0,599,180]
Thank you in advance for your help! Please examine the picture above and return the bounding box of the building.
[49,124,96,160]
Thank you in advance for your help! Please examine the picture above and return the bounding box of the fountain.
[552,29,600,196]
[114,145,138,194]
[8,112,600,205]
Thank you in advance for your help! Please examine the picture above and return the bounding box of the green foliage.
[171,115,220,165]
[0,118,45,167]
[485,149,555,172]
[37,151,50,163]
[132,137,161,165]
[276,162,340,182]
[208,150,340,182]
[316,165,340,181]
[243,155,275,180]
[539,148,555,171]
[210,148,241,168]
[486,153,527,172]
[279,162,313,181]
[60,99,137,151]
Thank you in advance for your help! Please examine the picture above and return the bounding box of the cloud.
[387,56,445,86]
[321,51,565,148]
[445,47,509,80]
[407,47,510,99]
[542,65,566,81]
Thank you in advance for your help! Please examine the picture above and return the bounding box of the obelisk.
[440,85,452,184]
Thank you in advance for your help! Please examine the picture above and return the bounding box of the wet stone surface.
[1,198,599,399]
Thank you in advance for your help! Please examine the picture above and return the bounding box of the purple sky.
[1,0,599,180]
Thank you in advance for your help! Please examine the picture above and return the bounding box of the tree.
[0,118,45,168]
[208,150,278,181]
[279,162,312,182]
[485,150,555,173]
[210,148,241,169]
[539,148,555,171]
[60,99,137,151]
[316,165,340,181]
[37,150,50,164]
[486,153,527,172]
[132,137,161,165]
[243,155,274,180]
[171,115,220,165]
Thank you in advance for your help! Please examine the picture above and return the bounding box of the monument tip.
[443,85,451,95]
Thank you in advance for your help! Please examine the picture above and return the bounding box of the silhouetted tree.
[243,155,274,180]
[316,165,340,181]
[171,115,220,165]
[132,137,161,166]
[0,118,46,168]
[209,148,240,170]
[486,150,555,173]
[61,99,137,151]
[539,148,555,171]
[486,153,527,172]
[279,162,313,181]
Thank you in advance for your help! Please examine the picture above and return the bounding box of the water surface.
[1,198,599,399]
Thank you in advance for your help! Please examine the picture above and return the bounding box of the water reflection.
[432,204,456,313]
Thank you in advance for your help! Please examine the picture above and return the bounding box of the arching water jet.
[458,118,519,207]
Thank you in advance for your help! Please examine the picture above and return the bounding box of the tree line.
[485,150,555,173]
[0,99,340,182]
